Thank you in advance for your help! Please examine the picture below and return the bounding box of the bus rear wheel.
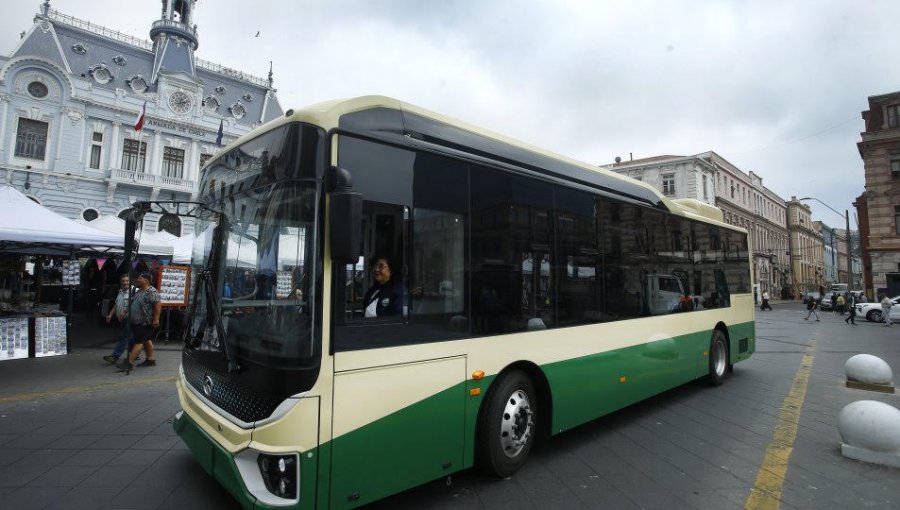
[477,370,537,478]
[706,330,729,386]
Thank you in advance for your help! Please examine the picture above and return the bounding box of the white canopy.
[0,185,124,253]
[156,231,193,265]
[82,215,173,256]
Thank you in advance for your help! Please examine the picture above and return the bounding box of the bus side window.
[344,202,408,323]
[410,152,469,340]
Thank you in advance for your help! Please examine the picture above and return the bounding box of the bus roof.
[220,95,739,230]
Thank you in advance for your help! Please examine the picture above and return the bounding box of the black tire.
[867,310,883,323]
[706,330,729,386]
[476,370,537,478]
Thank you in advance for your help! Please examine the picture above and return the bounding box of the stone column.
[188,140,200,182]
[54,111,66,168]
[109,122,121,169]
[0,96,8,163]
[149,129,162,175]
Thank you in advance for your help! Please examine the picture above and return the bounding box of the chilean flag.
[216,119,224,147]
[134,101,146,132]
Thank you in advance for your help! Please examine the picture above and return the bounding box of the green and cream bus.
[171,96,755,509]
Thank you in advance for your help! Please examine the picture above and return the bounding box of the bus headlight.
[258,453,298,499]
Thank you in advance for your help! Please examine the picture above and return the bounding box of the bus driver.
[363,255,405,318]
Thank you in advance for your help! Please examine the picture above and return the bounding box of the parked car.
[802,291,821,305]
[856,296,900,322]
[819,299,834,312]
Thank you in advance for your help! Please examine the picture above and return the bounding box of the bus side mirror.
[328,167,362,264]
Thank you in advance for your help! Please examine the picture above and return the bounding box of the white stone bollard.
[845,354,893,385]
[845,354,895,393]
[838,400,900,468]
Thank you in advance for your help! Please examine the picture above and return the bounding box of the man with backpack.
[804,294,820,321]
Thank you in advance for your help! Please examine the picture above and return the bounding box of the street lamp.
[799,197,852,288]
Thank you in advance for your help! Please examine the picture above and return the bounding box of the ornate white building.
[0,0,282,236]
[607,151,791,298]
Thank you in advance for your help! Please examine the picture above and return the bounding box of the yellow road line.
[744,342,816,510]
[0,375,177,403]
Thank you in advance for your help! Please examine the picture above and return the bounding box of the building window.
[662,173,675,195]
[27,81,49,99]
[889,105,900,129]
[158,213,181,236]
[82,208,99,222]
[89,132,103,169]
[121,139,147,172]
[895,206,900,235]
[14,118,48,160]
[162,147,185,179]
[892,154,900,179]
[702,174,708,200]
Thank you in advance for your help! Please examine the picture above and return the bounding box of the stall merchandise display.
[276,270,293,299]
[62,260,80,286]
[34,316,67,357]
[0,317,29,361]
[158,265,190,306]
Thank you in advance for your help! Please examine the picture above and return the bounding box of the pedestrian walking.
[103,275,134,364]
[804,296,820,321]
[830,292,838,314]
[845,293,857,325]
[760,291,772,311]
[837,293,846,315]
[881,294,894,327]
[118,272,160,373]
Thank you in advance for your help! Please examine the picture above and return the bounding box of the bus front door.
[330,355,467,508]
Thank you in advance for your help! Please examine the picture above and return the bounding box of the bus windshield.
[187,182,319,369]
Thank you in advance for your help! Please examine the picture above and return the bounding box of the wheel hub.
[500,389,534,458]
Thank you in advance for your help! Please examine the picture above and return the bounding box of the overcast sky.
[3,0,899,228]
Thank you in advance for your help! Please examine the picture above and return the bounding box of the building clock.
[168,91,193,114]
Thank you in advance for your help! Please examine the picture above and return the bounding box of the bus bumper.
[173,410,259,510]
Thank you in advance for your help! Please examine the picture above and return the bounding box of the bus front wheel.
[706,330,729,386]
[477,370,537,478]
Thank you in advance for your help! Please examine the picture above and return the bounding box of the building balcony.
[149,19,199,49]
[108,168,196,193]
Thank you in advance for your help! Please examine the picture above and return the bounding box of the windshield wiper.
[183,269,240,373]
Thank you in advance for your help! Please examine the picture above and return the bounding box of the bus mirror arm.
[328,166,363,264]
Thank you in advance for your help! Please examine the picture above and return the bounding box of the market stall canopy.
[162,231,193,265]
[0,186,124,254]
[82,215,173,256]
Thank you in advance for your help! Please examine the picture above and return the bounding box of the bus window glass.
[217,183,317,363]
[723,229,751,295]
[555,187,604,326]
[471,166,554,333]
[333,201,409,350]
[600,201,644,319]
[652,217,695,313]
[410,152,469,339]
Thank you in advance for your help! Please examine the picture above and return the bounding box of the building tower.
[150,0,199,85]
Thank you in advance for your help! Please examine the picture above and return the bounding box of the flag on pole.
[134,101,146,132]
[216,119,224,147]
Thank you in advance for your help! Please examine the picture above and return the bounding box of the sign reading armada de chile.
[146,118,211,139]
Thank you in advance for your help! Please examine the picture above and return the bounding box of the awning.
[82,215,173,256]
[0,185,124,254]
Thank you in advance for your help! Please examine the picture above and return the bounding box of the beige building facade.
[787,197,824,296]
